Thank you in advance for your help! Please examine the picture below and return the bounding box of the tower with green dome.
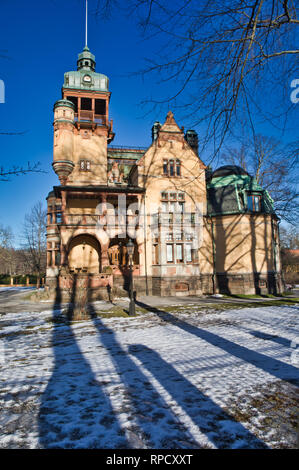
[52,42,114,187]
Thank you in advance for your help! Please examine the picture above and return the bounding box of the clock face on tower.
[83,74,91,83]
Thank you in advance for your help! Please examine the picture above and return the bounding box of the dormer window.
[248,194,261,212]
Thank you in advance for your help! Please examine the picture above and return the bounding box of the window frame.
[79,159,91,172]
[166,244,174,263]
[248,193,262,212]
[176,244,184,263]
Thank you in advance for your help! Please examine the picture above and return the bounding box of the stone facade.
[46,47,283,297]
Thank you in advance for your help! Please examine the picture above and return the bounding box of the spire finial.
[85,0,88,48]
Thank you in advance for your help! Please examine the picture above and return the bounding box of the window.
[176,160,181,176]
[152,214,159,227]
[66,96,78,113]
[169,160,175,176]
[176,244,183,263]
[166,244,173,263]
[79,160,91,171]
[248,194,261,212]
[55,252,61,266]
[185,244,192,262]
[169,202,176,212]
[178,193,185,201]
[161,192,168,200]
[161,202,168,213]
[162,160,181,177]
[178,202,185,213]
[170,193,177,201]
[81,98,92,110]
[95,99,106,115]
[56,212,62,224]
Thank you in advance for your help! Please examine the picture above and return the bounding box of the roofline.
[53,185,145,197]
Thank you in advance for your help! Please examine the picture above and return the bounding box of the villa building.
[46,45,283,297]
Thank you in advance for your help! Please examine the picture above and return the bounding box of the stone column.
[61,191,67,224]
[52,249,56,267]
[100,194,110,269]
[61,243,66,265]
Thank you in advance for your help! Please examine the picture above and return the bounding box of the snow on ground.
[0,303,298,449]
[0,287,36,292]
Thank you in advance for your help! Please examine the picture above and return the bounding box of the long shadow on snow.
[87,298,205,448]
[129,344,267,449]
[135,301,299,387]
[87,283,267,449]
[38,277,127,449]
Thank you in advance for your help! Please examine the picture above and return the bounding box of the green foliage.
[0,274,11,285]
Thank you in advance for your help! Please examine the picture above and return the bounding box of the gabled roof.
[159,110,184,134]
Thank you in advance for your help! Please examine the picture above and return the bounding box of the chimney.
[185,129,199,155]
[151,121,161,142]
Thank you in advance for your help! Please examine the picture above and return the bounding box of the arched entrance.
[68,234,101,274]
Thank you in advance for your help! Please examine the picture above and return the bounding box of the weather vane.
[85,0,88,48]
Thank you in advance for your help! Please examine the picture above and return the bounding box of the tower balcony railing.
[74,111,107,126]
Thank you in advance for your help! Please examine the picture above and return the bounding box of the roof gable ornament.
[166,110,175,124]
[159,110,183,134]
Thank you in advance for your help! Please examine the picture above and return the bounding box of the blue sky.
[0,0,162,242]
[0,0,297,242]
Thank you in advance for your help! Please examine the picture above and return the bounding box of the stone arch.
[67,234,101,274]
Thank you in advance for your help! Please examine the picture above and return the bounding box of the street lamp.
[127,239,136,316]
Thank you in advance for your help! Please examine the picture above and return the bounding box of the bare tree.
[221,134,299,224]
[0,162,45,182]
[96,0,299,158]
[0,224,14,274]
[22,202,47,288]
[279,226,299,248]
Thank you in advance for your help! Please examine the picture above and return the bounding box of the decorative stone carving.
[52,160,75,185]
